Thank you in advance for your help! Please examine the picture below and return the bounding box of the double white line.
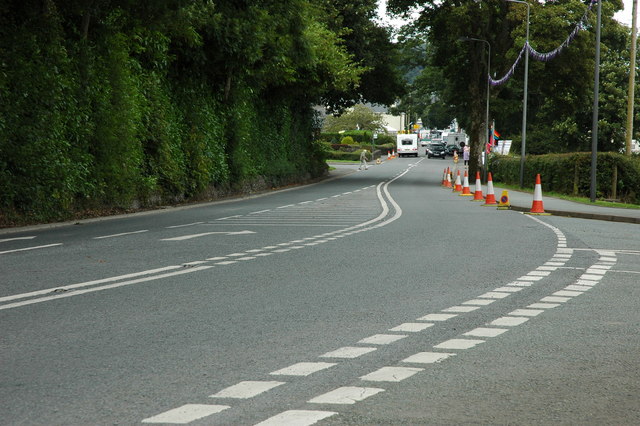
[0,265,212,311]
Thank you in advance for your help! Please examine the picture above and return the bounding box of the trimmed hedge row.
[488,152,640,203]
[318,131,395,146]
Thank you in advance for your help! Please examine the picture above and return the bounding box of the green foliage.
[341,136,356,145]
[322,104,386,132]
[489,153,640,203]
[2,0,406,224]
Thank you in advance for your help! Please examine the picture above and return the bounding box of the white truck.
[396,134,419,157]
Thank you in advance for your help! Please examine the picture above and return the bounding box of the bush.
[340,136,355,145]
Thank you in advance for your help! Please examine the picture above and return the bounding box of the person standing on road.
[359,149,369,170]
[461,142,470,166]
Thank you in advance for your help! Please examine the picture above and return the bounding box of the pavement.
[491,184,640,224]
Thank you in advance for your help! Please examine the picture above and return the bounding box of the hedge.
[488,152,640,203]
[318,131,394,146]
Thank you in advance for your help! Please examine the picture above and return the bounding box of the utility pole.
[626,0,638,155]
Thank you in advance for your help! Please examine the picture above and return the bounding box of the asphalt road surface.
[1,156,639,425]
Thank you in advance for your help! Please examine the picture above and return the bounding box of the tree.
[388,0,628,177]
[322,104,385,132]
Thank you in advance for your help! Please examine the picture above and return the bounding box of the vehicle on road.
[427,142,447,159]
[396,134,419,157]
[445,144,460,156]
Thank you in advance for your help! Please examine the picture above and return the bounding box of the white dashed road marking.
[255,410,337,426]
[360,366,423,382]
[417,313,457,321]
[401,352,456,364]
[210,381,285,399]
[320,346,377,359]
[308,386,384,404]
[434,339,485,350]
[389,322,434,332]
[464,327,509,338]
[358,334,408,345]
[141,404,229,424]
[270,362,336,376]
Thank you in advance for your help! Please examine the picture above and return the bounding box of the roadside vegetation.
[0,0,404,226]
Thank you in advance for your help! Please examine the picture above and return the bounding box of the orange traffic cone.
[445,171,452,188]
[471,171,484,201]
[441,168,448,186]
[526,174,551,215]
[459,171,472,196]
[483,172,498,205]
[452,170,462,192]
[387,151,391,159]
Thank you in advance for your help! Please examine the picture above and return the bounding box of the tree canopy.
[388,0,631,174]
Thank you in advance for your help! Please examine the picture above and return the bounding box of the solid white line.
[0,266,212,311]
[210,381,285,399]
[161,230,254,241]
[165,222,204,228]
[142,404,229,424]
[308,386,384,404]
[0,243,62,255]
[255,410,337,426]
[0,265,183,303]
[93,230,148,239]
[0,236,36,243]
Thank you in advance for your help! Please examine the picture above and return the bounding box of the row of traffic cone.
[441,168,549,214]
[387,150,397,160]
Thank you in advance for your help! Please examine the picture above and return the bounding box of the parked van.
[396,134,418,157]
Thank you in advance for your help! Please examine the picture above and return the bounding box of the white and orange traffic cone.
[459,170,472,196]
[387,151,391,159]
[445,171,452,188]
[526,174,551,215]
[471,171,484,201]
[441,168,448,186]
[452,170,462,192]
[483,172,498,206]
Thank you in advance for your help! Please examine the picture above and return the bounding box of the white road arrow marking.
[161,230,255,241]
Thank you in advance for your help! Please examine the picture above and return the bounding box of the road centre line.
[165,222,204,228]
[93,229,148,239]
[0,243,62,255]
[0,265,184,304]
[0,236,36,243]
[0,266,212,311]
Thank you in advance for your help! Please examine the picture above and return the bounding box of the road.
[1,155,639,425]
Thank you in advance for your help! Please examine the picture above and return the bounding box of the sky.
[615,0,636,27]
[377,0,638,28]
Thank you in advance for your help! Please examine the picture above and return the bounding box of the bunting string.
[489,0,598,87]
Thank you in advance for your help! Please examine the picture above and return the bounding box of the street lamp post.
[507,0,530,188]
[459,36,491,181]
